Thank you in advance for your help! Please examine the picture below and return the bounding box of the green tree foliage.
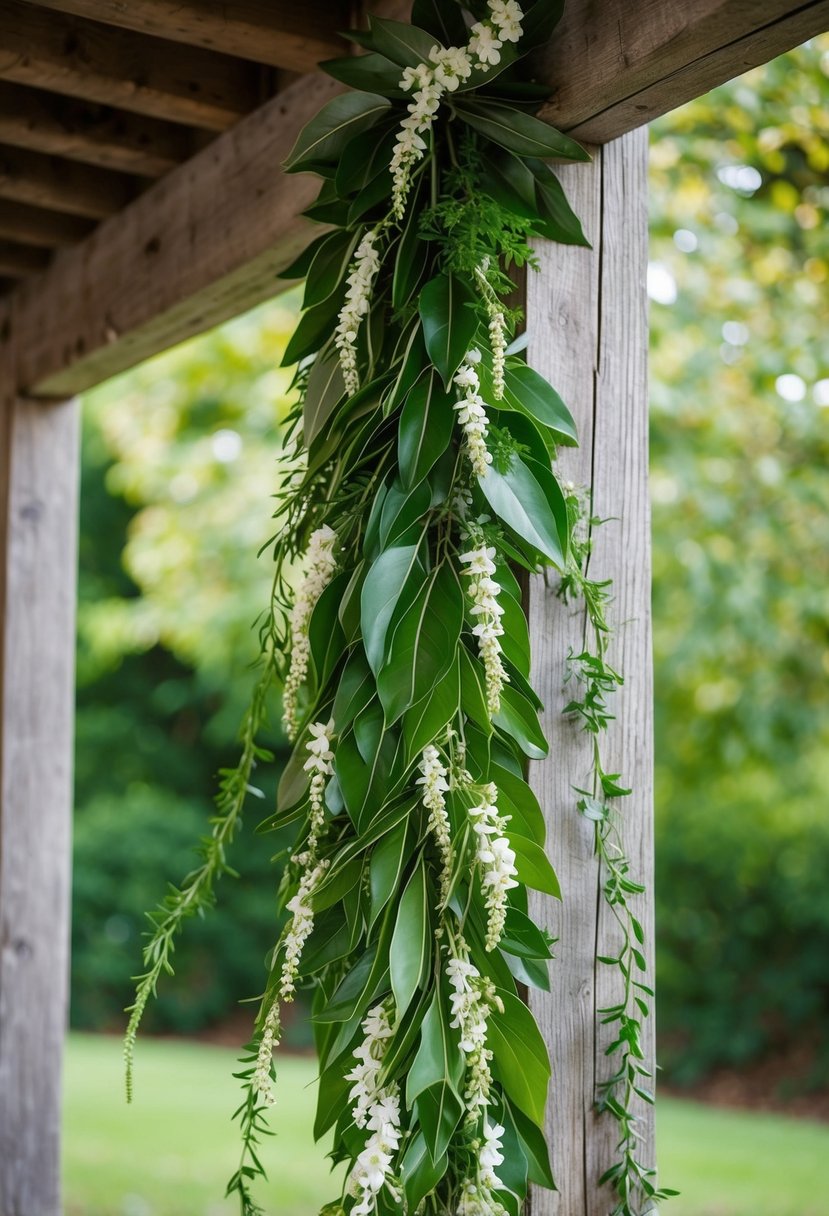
[649,36,829,1082]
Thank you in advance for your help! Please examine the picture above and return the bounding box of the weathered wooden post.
[0,305,79,1216]
[527,128,653,1212]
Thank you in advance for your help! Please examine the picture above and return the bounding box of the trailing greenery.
[125,4,664,1214]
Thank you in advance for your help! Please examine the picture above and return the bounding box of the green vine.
[125,2,666,1213]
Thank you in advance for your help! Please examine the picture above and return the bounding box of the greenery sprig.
[126,2,663,1213]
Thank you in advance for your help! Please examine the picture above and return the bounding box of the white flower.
[347,1003,401,1213]
[457,1120,509,1214]
[469,21,503,68]
[303,718,334,856]
[489,0,524,42]
[416,744,453,903]
[251,999,281,1106]
[488,310,507,399]
[468,784,518,950]
[429,44,473,91]
[280,854,329,1001]
[446,937,501,1114]
[334,228,383,396]
[454,351,494,479]
[391,65,444,219]
[282,526,338,740]
[459,541,508,715]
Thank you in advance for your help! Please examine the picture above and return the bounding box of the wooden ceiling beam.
[0,0,261,131]
[0,240,50,277]
[539,0,829,141]
[21,0,350,74]
[0,82,192,177]
[0,145,141,220]
[0,200,94,249]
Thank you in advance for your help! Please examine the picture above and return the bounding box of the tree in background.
[73,40,829,1087]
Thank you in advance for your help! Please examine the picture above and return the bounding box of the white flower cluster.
[334,227,382,396]
[457,1121,509,1216]
[304,718,334,856]
[346,1003,402,1215]
[459,542,508,714]
[252,852,329,1104]
[391,0,525,220]
[416,744,453,903]
[446,946,502,1115]
[282,525,338,740]
[488,309,507,400]
[454,349,493,479]
[469,783,518,950]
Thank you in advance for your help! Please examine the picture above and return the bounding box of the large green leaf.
[369,818,410,928]
[398,370,456,489]
[402,651,460,764]
[407,987,464,1106]
[488,761,546,845]
[510,1100,557,1189]
[377,560,464,723]
[501,906,556,961]
[508,832,561,898]
[303,229,358,311]
[488,989,551,1124]
[390,859,431,1020]
[401,1131,449,1212]
[529,159,591,247]
[281,288,344,367]
[502,363,578,444]
[419,274,479,389]
[452,99,590,163]
[321,52,405,97]
[494,684,549,759]
[416,1082,464,1164]
[378,479,431,551]
[284,91,391,173]
[411,0,467,45]
[303,348,346,444]
[368,15,438,67]
[479,451,566,567]
[361,541,422,674]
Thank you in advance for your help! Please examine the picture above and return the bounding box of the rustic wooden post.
[0,310,79,1216]
[527,127,653,1213]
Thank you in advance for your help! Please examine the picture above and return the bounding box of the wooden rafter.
[0,145,141,220]
[0,239,50,277]
[0,82,193,177]
[22,0,351,75]
[0,200,93,250]
[0,0,262,131]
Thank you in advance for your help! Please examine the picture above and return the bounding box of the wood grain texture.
[24,0,350,73]
[0,82,193,176]
[0,200,94,250]
[525,127,654,1214]
[0,0,261,130]
[0,240,49,277]
[538,0,829,141]
[0,143,141,219]
[0,305,79,1215]
[11,72,340,396]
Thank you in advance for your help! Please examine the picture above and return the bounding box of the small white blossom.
[488,310,507,399]
[416,744,453,903]
[334,228,383,396]
[282,526,338,740]
[457,1120,509,1215]
[489,0,524,42]
[469,21,503,68]
[391,66,443,219]
[446,937,502,1114]
[459,541,508,714]
[468,783,518,950]
[280,853,329,1001]
[428,44,473,92]
[346,1003,402,1213]
[251,999,281,1105]
[454,350,493,479]
[303,718,334,857]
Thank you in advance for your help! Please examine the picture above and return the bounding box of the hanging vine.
[125,3,669,1214]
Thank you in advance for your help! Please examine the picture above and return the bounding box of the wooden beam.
[0,144,141,220]
[0,302,79,1216]
[10,73,340,396]
[0,200,94,249]
[540,0,829,141]
[0,82,192,177]
[23,0,350,74]
[0,240,50,277]
[526,128,654,1213]
[0,0,262,131]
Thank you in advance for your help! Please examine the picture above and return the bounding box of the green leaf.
[519,0,566,49]
[529,161,591,247]
[315,943,378,1023]
[368,15,439,67]
[452,99,590,163]
[308,574,347,688]
[411,0,467,45]
[498,588,531,678]
[502,363,578,444]
[398,370,456,490]
[479,451,566,567]
[407,986,464,1106]
[459,645,493,735]
[369,818,410,928]
[402,651,460,764]
[333,650,374,731]
[488,989,551,1124]
[419,274,479,389]
[336,125,398,196]
[390,859,431,1020]
[377,561,464,724]
[361,542,422,674]
[501,906,556,960]
[278,231,329,281]
[321,52,405,96]
[416,1082,464,1164]
[494,684,549,759]
[304,347,346,444]
[378,479,431,551]
[281,288,344,367]
[393,186,430,310]
[489,762,545,845]
[401,1131,448,1211]
[284,91,391,173]
[508,832,561,897]
[510,1101,556,1189]
[303,229,358,311]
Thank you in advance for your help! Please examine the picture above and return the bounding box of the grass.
[64,1033,828,1216]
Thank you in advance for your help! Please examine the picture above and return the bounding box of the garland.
[125,3,670,1214]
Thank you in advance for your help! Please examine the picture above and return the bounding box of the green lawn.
[64,1033,827,1216]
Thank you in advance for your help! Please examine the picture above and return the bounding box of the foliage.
[124,4,660,1216]
[649,34,829,1082]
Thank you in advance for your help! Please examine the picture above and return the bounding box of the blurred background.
[64,36,829,1216]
